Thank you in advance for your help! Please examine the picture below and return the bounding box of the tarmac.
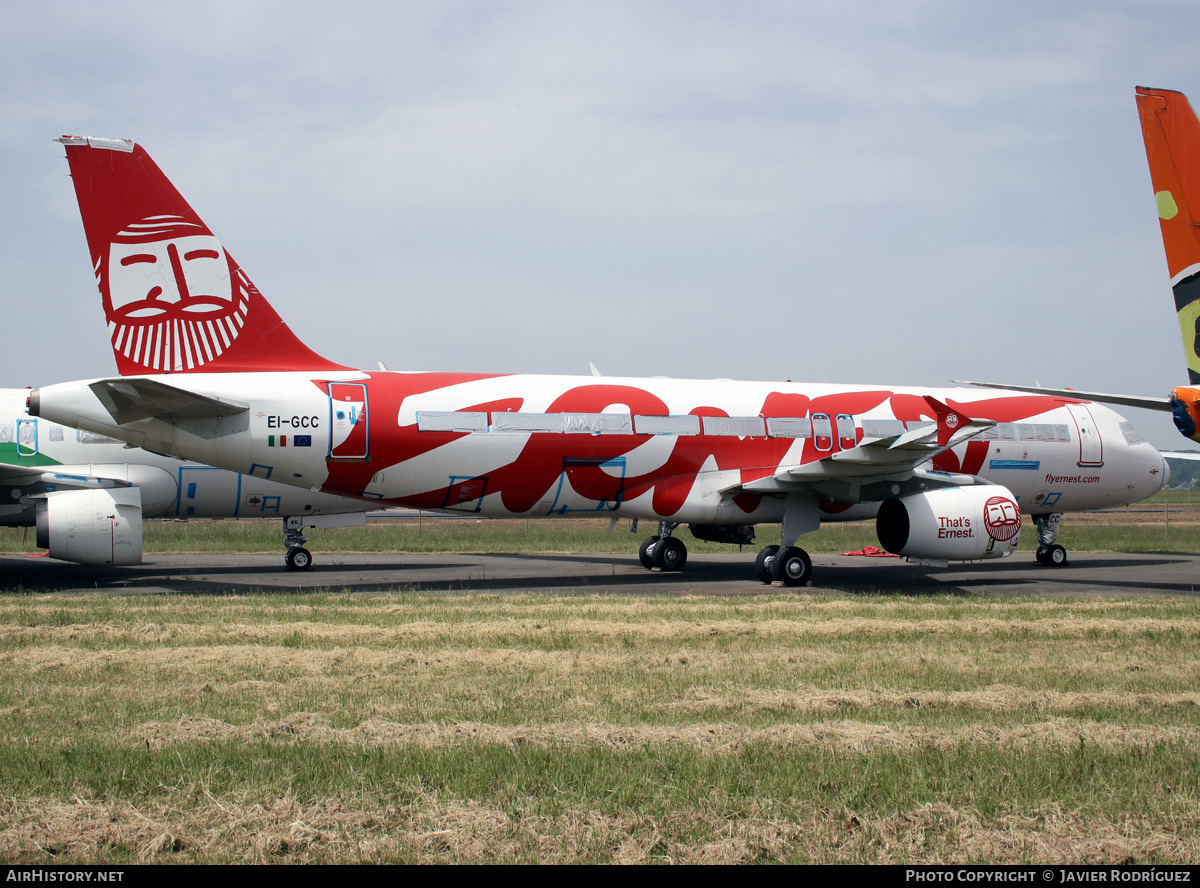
[2,550,1200,597]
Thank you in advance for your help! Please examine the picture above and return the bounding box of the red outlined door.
[1067,404,1103,467]
[329,383,369,460]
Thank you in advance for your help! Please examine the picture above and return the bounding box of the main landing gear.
[753,491,819,587]
[1033,513,1068,567]
[635,523,812,586]
[753,544,813,587]
[635,493,820,588]
[639,522,688,572]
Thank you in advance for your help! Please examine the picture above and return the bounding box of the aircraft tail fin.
[1135,87,1200,385]
[55,135,347,376]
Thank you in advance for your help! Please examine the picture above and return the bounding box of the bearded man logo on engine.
[983,496,1021,541]
[100,215,250,372]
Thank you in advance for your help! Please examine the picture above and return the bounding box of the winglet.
[55,135,348,376]
[922,396,965,447]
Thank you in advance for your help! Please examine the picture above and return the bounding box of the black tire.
[1046,544,1068,567]
[638,537,657,570]
[286,547,312,571]
[653,537,688,572]
[1035,546,1050,566]
[754,545,780,584]
[770,546,812,587]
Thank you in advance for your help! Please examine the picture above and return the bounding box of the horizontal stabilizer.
[89,378,248,425]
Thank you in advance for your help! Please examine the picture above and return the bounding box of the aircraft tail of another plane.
[1135,87,1200,385]
[56,136,346,376]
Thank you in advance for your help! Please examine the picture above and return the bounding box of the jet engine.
[876,484,1021,562]
[35,488,143,566]
[1170,385,1200,441]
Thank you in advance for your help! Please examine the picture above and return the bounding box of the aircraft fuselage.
[30,370,1168,526]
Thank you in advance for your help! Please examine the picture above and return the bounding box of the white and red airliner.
[27,136,1168,580]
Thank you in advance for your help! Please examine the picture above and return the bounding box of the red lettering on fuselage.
[318,374,1066,518]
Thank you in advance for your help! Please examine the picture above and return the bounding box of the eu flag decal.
[295,435,312,447]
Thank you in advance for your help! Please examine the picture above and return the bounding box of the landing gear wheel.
[1036,545,1067,567]
[754,545,780,584]
[286,547,312,571]
[652,537,688,572]
[638,537,657,570]
[770,546,812,587]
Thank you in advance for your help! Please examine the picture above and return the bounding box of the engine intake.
[35,488,143,566]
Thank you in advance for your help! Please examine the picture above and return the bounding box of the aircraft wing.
[0,463,134,492]
[731,397,996,500]
[1161,450,1200,461]
[0,461,145,529]
[0,463,54,488]
[953,380,1172,412]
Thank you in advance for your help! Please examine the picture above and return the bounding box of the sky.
[2,0,1199,448]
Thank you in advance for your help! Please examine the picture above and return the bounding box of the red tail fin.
[56,135,347,376]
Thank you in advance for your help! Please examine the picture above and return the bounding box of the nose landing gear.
[284,519,313,571]
[1033,513,1068,567]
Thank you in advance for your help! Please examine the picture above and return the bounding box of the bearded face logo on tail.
[57,135,345,376]
[101,215,251,373]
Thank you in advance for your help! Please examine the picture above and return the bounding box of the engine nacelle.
[876,484,1021,562]
[35,488,143,566]
[1171,386,1200,442]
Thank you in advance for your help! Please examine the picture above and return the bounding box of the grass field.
[1,593,1199,864]
[0,501,1198,863]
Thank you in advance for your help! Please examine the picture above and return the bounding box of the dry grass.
[0,593,1198,863]
[3,791,1196,864]
[126,714,1200,752]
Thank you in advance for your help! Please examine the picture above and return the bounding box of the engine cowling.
[1171,386,1200,442]
[35,488,143,566]
[876,484,1021,562]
